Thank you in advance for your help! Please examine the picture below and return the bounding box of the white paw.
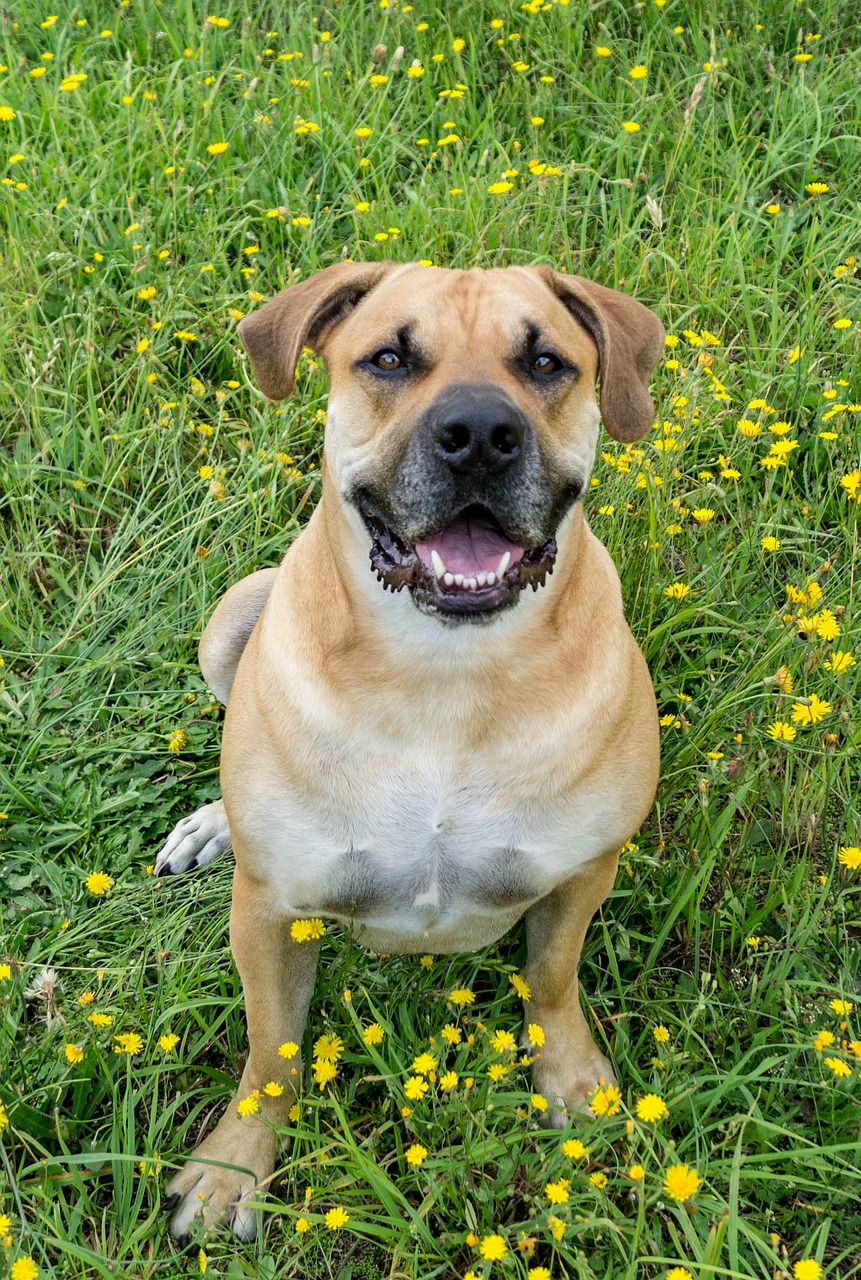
[155,800,231,875]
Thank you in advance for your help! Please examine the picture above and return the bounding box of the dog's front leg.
[523,850,620,1127]
[166,865,319,1243]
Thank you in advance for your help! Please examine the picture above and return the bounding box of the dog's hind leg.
[155,568,278,876]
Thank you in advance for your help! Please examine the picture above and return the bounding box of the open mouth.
[366,503,557,618]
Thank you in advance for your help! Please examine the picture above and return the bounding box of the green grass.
[1,1,860,1276]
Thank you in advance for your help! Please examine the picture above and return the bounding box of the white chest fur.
[232,703,631,954]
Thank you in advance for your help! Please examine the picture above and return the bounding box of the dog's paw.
[528,1028,616,1129]
[155,800,231,876]
[165,1114,277,1244]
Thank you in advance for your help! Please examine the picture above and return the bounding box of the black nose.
[431,386,525,475]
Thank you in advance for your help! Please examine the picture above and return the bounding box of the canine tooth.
[454,574,464,586]
[486,571,496,586]
[430,549,446,580]
[496,551,511,578]
[443,572,454,586]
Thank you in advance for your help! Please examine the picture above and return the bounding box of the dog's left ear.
[535,269,665,443]
[237,260,399,400]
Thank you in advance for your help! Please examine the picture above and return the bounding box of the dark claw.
[176,1234,199,1257]
[163,1192,181,1212]
[188,858,198,871]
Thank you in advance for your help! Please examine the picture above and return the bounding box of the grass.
[1,0,860,1276]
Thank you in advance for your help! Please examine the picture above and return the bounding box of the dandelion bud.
[371,43,387,65]
[392,45,404,65]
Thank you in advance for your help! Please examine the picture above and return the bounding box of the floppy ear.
[237,260,399,401]
[536,269,665,443]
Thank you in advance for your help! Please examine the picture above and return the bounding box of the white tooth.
[454,574,464,586]
[431,549,446,580]
[486,571,496,586]
[443,572,454,586]
[496,551,511,578]
[466,577,477,590]
[476,572,487,588]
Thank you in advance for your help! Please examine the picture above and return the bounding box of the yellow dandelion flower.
[589,1082,622,1116]
[629,64,647,79]
[665,582,690,599]
[64,1043,84,1064]
[663,1163,701,1201]
[767,721,797,741]
[830,998,853,1016]
[489,1029,517,1053]
[635,1093,668,1122]
[86,871,113,895]
[405,1143,427,1166]
[509,972,531,1000]
[411,1052,437,1075]
[113,1033,143,1056]
[479,1234,508,1261]
[805,182,829,195]
[790,695,831,726]
[159,1033,179,1052]
[404,1075,429,1100]
[838,846,861,870]
[325,1206,349,1230]
[291,918,326,942]
[207,142,229,156]
[793,1262,823,1280]
[622,121,641,132]
[363,1022,385,1045]
[449,987,475,1005]
[562,1137,590,1158]
[487,180,514,194]
[313,1034,343,1062]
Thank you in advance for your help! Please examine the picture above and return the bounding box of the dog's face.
[239,263,664,625]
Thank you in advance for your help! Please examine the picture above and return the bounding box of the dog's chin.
[363,503,557,626]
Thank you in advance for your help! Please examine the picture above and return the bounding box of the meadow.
[1,0,860,1276]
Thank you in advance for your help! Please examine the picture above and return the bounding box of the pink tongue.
[416,510,524,577]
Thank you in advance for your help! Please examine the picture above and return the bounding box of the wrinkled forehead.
[327,265,599,375]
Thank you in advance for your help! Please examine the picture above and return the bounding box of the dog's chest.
[245,732,616,950]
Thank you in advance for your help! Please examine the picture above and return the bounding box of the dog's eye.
[531,353,562,374]
[371,350,403,371]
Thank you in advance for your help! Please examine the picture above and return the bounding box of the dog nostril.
[491,424,520,455]
[437,423,471,454]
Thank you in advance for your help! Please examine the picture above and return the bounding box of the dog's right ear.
[237,261,398,401]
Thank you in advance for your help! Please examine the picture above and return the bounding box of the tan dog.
[156,261,663,1243]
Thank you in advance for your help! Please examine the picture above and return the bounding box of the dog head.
[239,262,664,625]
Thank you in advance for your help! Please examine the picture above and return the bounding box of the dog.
[155,261,664,1242]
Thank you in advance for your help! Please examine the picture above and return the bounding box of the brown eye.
[531,353,561,374]
[372,350,402,370]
